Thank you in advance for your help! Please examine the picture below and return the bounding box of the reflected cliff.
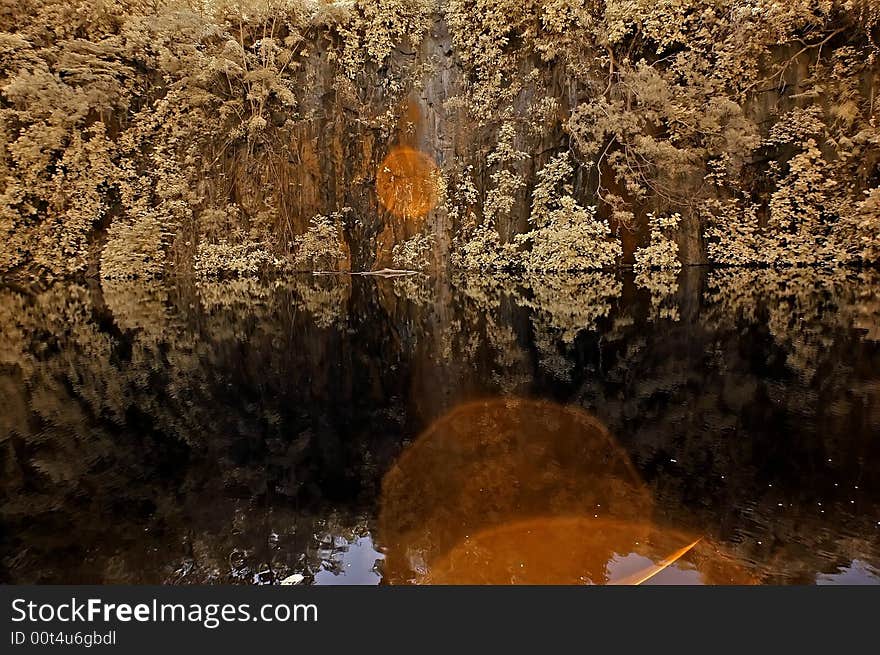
[1,268,879,584]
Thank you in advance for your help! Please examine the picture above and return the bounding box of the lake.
[1,267,879,584]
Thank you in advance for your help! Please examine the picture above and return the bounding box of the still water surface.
[1,268,879,584]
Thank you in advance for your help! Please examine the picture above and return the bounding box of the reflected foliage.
[1,268,879,583]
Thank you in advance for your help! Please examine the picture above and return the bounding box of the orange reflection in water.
[379,397,754,585]
[376,146,439,220]
[379,398,654,583]
[422,517,750,585]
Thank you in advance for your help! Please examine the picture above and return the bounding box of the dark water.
[1,268,879,584]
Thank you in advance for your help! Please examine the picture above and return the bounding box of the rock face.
[213,14,584,271]
[4,5,878,280]
[219,14,843,270]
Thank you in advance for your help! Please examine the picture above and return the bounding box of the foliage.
[102,209,177,280]
[194,239,286,278]
[291,212,348,270]
[392,231,435,270]
[634,212,681,271]
[1,0,880,278]
[0,0,429,278]
[518,153,622,271]
[443,0,880,269]
[449,219,520,271]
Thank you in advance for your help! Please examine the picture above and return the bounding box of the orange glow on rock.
[376,146,439,220]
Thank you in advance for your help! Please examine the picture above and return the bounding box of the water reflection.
[379,398,752,585]
[0,269,878,584]
[422,518,751,585]
[816,560,880,585]
[635,269,680,322]
[379,399,652,583]
[312,535,384,586]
